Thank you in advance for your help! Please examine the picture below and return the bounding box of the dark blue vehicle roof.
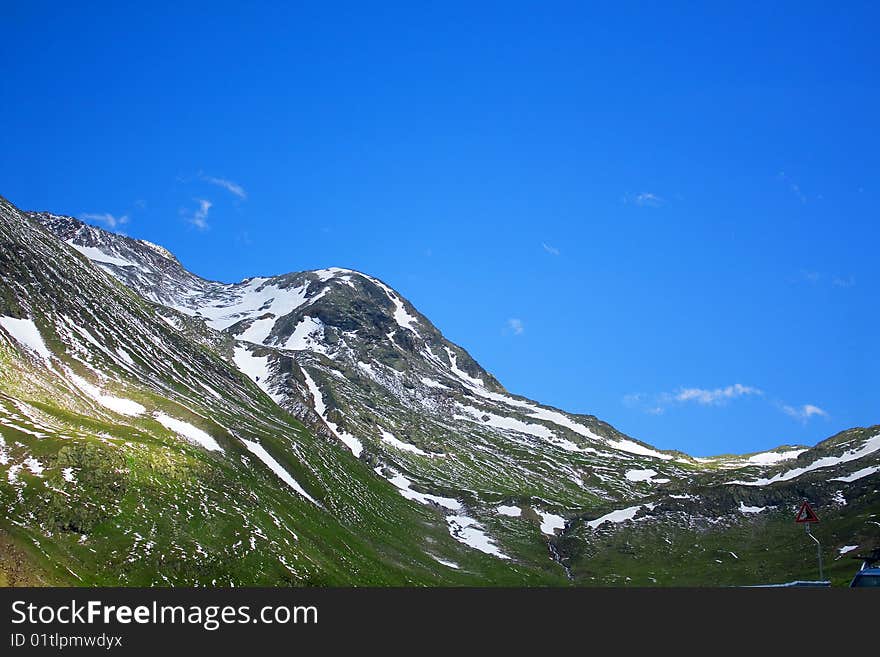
[853,567,880,576]
[850,567,880,587]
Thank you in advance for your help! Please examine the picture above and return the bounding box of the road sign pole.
[795,500,823,581]
[805,523,824,581]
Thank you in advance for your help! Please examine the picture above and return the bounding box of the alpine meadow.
[0,197,877,587]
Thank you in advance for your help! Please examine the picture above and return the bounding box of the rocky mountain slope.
[0,197,876,585]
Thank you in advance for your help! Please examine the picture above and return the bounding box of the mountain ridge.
[31,211,837,461]
[0,195,876,586]
[23,211,736,460]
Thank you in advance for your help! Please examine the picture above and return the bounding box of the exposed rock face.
[0,196,874,586]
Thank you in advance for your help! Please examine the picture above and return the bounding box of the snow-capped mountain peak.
[0,196,876,585]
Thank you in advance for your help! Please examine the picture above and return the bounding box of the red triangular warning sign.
[795,501,819,523]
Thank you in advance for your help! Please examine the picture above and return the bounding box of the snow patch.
[193,279,311,332]
[379,428,429,456]
[23,457,44,477]
[525,405,606,443]
[66,370,146,416]
[67,242,139,268]
[302,370,363,457]
[378,466,461,510]
[430,555,461,569]
[444,347,484,387]
[368,277,421,335]
[233,345,284,403]
[283,316,327,353]
[625,468,658,482]
[606,438,673,461]
[457,378,628,451]
[730,433,880,486]
[455,403,555,440]
[7,464,22,484]
[159,315,182,330]
[496,505,522,517]
[155,413,222,452]
[94,393,144,416]
[587,504,654,529]
[0,316,52,360]
[115,347,136,366]
[237,316,276,345]
[242,439,318,505]
[312,267,353,282]
[446,514,508,559]
[747,449,807,465]
[537,511,566,535]
[830,466,879,483]
[139,240,176,261]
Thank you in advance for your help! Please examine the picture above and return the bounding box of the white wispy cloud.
[81,212,129,229]
[183,199,212,230]
[624,383,762,414]
[621,192,664,208]
[542,242,560,256]
[622,192,666,207]
[675,384,763,405]
[796,270,855,288]
[623,192,666,208]
[200,173,247,199]
[781,403,829,422]
[506,318,525,336]
[625,383,830,426]
[635,192,664,207]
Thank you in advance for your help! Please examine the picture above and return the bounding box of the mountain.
[0,196,877,586]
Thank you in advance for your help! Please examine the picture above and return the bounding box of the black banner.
[0,587,873,652]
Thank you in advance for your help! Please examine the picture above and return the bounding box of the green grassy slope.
[1,196,877,586]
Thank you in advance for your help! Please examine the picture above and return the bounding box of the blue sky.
[2,2,877,455]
